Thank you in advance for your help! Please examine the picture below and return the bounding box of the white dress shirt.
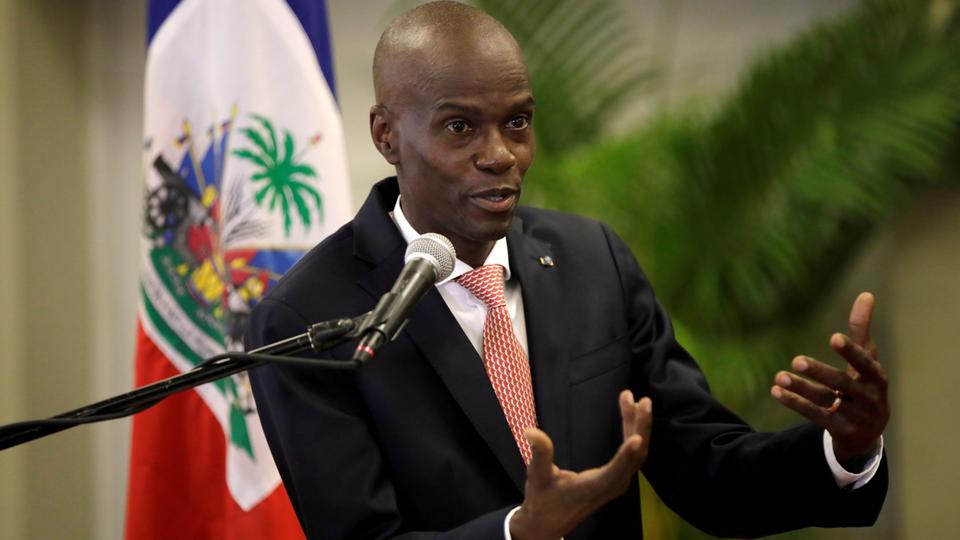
[390,196,881,538]
[391,197,528,359]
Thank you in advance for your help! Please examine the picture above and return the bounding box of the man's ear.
[370,105,399,165]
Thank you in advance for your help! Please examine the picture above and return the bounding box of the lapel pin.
[538,255,555,267]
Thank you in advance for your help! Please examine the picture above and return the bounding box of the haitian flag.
[127,1,351,538]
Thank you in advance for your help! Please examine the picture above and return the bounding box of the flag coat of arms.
[127,1,351,537]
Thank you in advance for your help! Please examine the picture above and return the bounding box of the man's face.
[381,38,536,265]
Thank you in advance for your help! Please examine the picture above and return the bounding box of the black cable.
[194,351,359,370]
[0,402,162,433]
[0,351,360,443]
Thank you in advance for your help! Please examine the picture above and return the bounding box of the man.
[246,2,889,539]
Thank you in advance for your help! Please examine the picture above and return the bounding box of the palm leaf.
[250,114,278,155]
[291,180,323,224]
[286,184,313,229]
[289,164,317,177]
[254,182,272,205]
[268,187,281,212]
[290,179,322,209]
[645,0,960,335]
[522,0,960,403]
[232,148,270,170]
[236,112,324,237]
[278,188,293,235]
[281,130,295,165]
[532,0,960,331]
[238,127,276,164]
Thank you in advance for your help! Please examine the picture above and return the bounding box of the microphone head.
[405,233,456,282]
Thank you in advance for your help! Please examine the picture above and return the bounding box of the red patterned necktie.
[455,264,538,464]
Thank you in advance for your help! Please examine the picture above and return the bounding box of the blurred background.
[0,0,957,538]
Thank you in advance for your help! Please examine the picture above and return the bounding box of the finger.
[847,292,875,349]
[620,391,653,441]
[774,371,836,408]
[830,334,885,382]
[635,397,653,440]
[524,428,556,488]
[791,355,864,401]
[619,390,636,440]
[772,381,874,429]
[770,385,837,429]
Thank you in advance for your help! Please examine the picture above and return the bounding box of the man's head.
[370,1,535,266]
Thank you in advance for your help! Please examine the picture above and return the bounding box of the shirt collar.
[391,195,512,285]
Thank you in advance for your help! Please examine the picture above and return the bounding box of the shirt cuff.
[504,506,564,540]
[822,430,884,489]
[504,506,521,540]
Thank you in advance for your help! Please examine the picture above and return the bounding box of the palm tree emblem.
[232,114,323,237]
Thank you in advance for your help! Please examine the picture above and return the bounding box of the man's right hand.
[509,390,652,540]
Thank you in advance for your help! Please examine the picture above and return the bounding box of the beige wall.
[0,1,144,539]
[0,1,956,539]
[4,2,95,538]
[0,0,24,535]
[85,1,146,535]
[891,189,960,539]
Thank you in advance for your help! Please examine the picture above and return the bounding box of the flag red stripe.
[126,321,304,539]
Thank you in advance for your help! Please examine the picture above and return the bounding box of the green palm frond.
[233,114,324,237]
[233,149,270,170]
[251,114,279,158]
[287,184,314,228]
[289,164,317,178]
[238,127,276,164]
[267,187,281,211]
[277,188,293,236]
[523,0,960,401]
[531,0,960,327]
[282,131,295,164]
[254,181,274,206]
[291,179,324,222]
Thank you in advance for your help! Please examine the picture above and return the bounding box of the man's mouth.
[471,187,519,213]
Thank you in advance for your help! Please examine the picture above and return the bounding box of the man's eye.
[446,120,469,133]
[507,116,530,130]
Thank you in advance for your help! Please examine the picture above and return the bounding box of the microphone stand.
[0,312,372,452]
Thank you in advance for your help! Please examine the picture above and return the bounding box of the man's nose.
[474,131,517,174]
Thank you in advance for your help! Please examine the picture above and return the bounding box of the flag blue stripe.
[248,251,303,277]
[146,0,181,45]
[147,0,338,99]
[284,0,338,98]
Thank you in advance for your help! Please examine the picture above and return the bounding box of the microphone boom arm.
[0,312,372,452]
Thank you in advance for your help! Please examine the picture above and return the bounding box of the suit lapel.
[406,292,529,492]
[353,179,527,492]
[508,218,573,471]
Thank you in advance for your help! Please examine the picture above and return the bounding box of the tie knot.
[455,264,506,308]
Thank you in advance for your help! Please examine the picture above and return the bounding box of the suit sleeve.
[600,224,888,538]
[246,297,512,540]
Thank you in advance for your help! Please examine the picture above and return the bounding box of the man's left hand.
[771,292,890,465]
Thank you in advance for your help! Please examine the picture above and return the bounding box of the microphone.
[351,233,456,363]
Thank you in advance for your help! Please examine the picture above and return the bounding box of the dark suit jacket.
[246,178,887,539]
